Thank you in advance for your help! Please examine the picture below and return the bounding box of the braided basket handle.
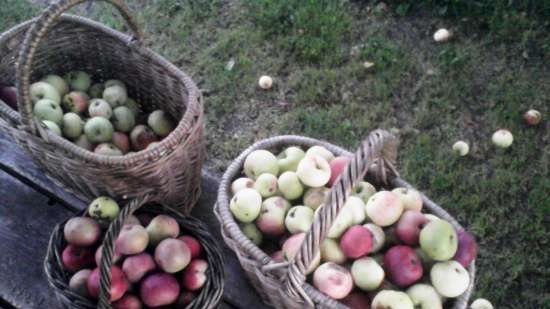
[284,129,398,305]
[16,0,143,134]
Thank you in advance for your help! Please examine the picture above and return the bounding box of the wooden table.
[0,132,273,309]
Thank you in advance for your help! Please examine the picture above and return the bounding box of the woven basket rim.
[0,14,203,167]
[215,134,475,309]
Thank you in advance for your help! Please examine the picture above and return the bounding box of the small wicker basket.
[215,129,475,309]
[0,0,205,213]
[45,194,225,309]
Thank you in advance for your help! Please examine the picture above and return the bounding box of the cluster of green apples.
[29,71,175,155]
[229,145,481,309]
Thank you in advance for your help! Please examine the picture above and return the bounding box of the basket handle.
[283,129,398,305]
[15,0,143,134]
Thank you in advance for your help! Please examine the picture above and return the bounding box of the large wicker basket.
[215,130,475,309]
[0,0,204,213]
[45,194,225,309]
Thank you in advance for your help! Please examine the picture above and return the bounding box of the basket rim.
[0,14,203,167]
[215,134,475,309]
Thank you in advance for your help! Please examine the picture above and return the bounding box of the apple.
[340,225,372,258]
[147,109,175,137]
[430,261,470,297]
[320,238,346,264]
[366,191,404,226]
[88,83,105,99]
[303,187,328,210]
[112,132,130,154]
[115,224,149,255]
[34,99,63,125]
[352,181,377,203]
[523,109,542,126]
[253,173,278,198]
[75,134,94,151]
[341,292,371,309]
[470,298,493,309]
[62,245,94,272]
[351,257,384,291]
[62,91,89,114]
[182,259,208,291]
[258,75,273,89]
[69,269,92,296]
[240,222,263,245]
[30,81,61,104]
[278,171,304,200]
[155,238,191,273]
[392,188,423,212]
[344,196,366,224]
[42,120,62,136]
[0,86,18,110]
[363,223,385,253]
[230,188,262,223]
[313,262,353,299]
[384,246,423,287]
[395,210,429,245]
[88,98,113,119]
[306,145,334,162]
[277,146,305,172]
[177,291,196,307]
[419,219,458,261]
[122,253,156,283]
[452,141,470,156]
[124,98,140,116]
[103,85,127,107]
[256,197,288,236]
[88,196,120,221]
[296,154,331,187]
[95,143,123,156]
[140,273,180,307]
[64,217,100,246]
[113,294,142,309]
[42,74,69,96]
[94,244,122,266]
[178,235,203,259]
[60,113,83,138]
[492,129,513,148]
[433,28,452,42]
[281,232,321,274]
[424,214,440,222]
[87,266,129,301]
[244,149,279,179]
[371,290,414,309]
[406,284,442,309]
[84,116,114,143]
[327,206,354,238]
[453,230,477,267]
[146,215,180,246]
[328,156,351,187]
[105,79,126,90]
[285,206,314,234]
[146,142,159,150]
[112,106,135,132]
[270,250,284,262]
[231,177,254,194]
[129,125,158,151]
[65,71,91,92]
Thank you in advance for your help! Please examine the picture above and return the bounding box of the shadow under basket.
[0,0,205,213]
[45,195,225,309]
[215,130,475,309]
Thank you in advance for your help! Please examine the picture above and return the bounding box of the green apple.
[470,298,493,309]
[230,188,262,223]
[306,145,335,162]
[327,206,353,238]
[285,206,314,234]
[112,106,135,132]
[231,177,255,195]
[88,99,112,119]
[296,154,331,187]
[244,149,279,179]
[430,261,470,297]
[344,196,366,224]
[406,284,443,309]
[277,146,305,172]
[277,171,304,200]
[392,187,423,212]
[62,112,84,139]
[94,143,123,156]
[30,82,61,105]
[240,223,262,245]
[124,98,140,116]
[253,173,278,198]
[34,99,63,125]
[42,120,61,136]
[371,290,414,309]
[256,197,288,236]
[303,187,329,210]
[88,83,105,99]
[351,257,385,291]
[351,181,377,203]
[104,79,126,90]
[103,85,127,107]
[419,219,458,261]
[320,238,346,264]
[42,74,69,96]
[424,214,441,222]
[84,117,114,143]
[492,129,513,148]
[74,134,94,151]
[363,223,385,253]
[88,196,120,221]
[65,71,91,92]
[147,110,175,137]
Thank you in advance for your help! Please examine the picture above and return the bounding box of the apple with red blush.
[384,245,423,288]
[395,210,429,245]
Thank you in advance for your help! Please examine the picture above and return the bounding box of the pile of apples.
[229,145,478,309]
[62,197,207,308]
[0,71,175,155]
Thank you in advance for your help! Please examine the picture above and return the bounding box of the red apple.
[453,230,477,267]
[87,266,129,301]
[112,132,131,154]
[69,269,92,297]
[113,294,143,309]
[178,235,203,259]
[270,250,284,262]
[63,91,89,114]
[384,245,423,287]
[328,156,351,187]
[115,224,149,255]
[64,217,101,247]
[154,238,191,273]
[182,259,208,291]
[395,210,429,245]
[0,86,17,110]
[62,245,95,272]
[122,253,156,283]
[340,225,373,258]
[177,291,196,307]
[130,125,158,151]
[341,292,371,309]
[140,273,180,307]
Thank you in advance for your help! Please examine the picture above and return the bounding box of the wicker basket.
[45,194,225,309]
[0,0,205,213]
[215,129,475,309]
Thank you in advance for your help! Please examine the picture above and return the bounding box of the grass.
[2,1,549,308]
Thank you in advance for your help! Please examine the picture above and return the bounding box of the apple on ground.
[430,261,470,297]
[87,266,129,301]
[122,253,156,283]
[243,149,279,179]
[140,273,180,307]
[392,187,423,212]
[419,219,458,261]
[278,171,304,200]
[321,238,347,264]
[285,206,314,234]
[313,262,353,299]
[363,223,385,253]
[470,298,494,309]
[296,154,331,187]
[231,177,255,194]
[254,173,278,198]
[371,290,414,309]
[230,188,262,223]
[351,257,385,291]
[492,129,513,148]
[395,210,429,245]
[277,146,305,172]
[406,284,443,309]
[146,215,180,246]
[523,109,542,126]
[366,191,404,226]
[384,245,423,287]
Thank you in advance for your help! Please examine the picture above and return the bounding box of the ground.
[1,1,549,308]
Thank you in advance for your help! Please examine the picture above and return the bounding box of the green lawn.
[2,1,549,308]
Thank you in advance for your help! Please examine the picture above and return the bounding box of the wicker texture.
[45,194,225,309]
[0,0,205,213]
[215,130,475,309]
